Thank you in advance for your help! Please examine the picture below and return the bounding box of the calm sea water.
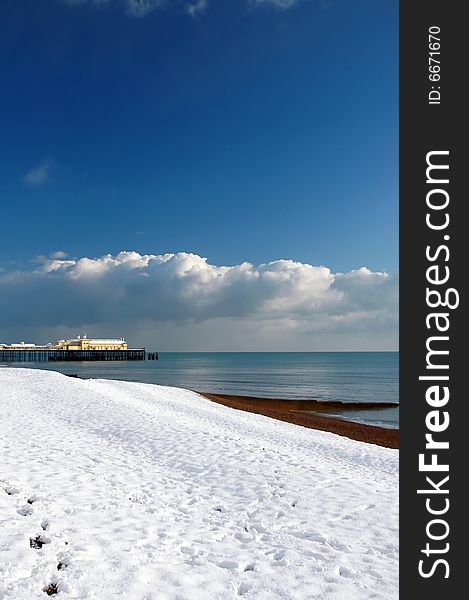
[4,352,399,428]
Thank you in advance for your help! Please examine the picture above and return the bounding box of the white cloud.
[23,159,54,187]
[50,251,69,259]
[186,0,207,18]
[0,250,398,350]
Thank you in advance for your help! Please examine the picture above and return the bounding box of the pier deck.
[0,349,147,362]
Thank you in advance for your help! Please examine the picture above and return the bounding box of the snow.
[0,368,398,599]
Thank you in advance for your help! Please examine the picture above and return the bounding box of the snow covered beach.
[0,368,398,599]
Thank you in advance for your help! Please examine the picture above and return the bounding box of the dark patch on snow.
[30,535,50,549]
[43,583,58,595]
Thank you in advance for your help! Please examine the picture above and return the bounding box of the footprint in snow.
[238,582,252,596]
[17,505,34,517]
[339,566,355,578]
[57,550,71,570]
[43,582,59,596]
[30,534,51,549]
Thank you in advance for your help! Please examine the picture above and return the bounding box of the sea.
[3,352,399,428]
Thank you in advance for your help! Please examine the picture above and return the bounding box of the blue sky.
[0,0,398,350]
[1,0,397,272]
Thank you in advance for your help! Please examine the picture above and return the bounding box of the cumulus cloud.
[23,159,54,187]
[0,250,398,349]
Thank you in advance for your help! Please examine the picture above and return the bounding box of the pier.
[0,335,158,363]
[0,349,148,362]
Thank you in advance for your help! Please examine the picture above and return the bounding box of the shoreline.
[198,392,399,449]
